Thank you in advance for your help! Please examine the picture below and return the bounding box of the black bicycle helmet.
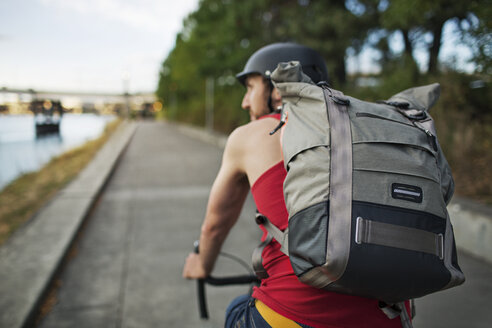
[236,42,329,85]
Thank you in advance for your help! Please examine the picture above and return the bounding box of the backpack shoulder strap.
[255,212,289,255]
[252,212,289,279]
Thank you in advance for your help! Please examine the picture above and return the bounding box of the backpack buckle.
[405,111,427,120]
[255,212,267,225]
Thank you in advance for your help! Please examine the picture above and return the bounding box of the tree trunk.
[402,29,420,74]
[402,29,413,59]
[334,54,347,86]
[428,20,445,74]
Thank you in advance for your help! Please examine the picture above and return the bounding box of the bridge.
[0,87,158,116]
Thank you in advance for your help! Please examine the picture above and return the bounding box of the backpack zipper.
[413,124,438,151]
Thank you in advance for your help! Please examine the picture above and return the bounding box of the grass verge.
[0,118,122,245]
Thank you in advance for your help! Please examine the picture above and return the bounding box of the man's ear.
[271,88,282,108]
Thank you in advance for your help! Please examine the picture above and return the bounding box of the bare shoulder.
[229,117,280,144]
[225,117,282,185]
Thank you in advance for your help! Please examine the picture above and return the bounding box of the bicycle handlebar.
[193,241,259,319]
[205,275,259,286]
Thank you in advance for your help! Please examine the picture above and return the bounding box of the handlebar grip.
[197,279,208,319]
[194,240,209,319]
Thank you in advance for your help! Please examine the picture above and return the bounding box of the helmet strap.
[267,80,275,113]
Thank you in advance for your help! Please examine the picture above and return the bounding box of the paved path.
[36,121,259,328]
[35,121,492,328]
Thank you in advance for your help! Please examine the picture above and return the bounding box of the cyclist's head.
[236,42,329,86]
[240,74,280,121]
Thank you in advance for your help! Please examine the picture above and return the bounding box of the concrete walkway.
[35,121,260,328]
[1,121,491,328]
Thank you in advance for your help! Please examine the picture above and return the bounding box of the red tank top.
[250,116,405,328]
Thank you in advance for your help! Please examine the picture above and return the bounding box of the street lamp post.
[205,77,214,132]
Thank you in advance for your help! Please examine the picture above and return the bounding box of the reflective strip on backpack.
[355,217,444,259]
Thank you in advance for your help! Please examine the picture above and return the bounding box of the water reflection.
[0,114,116,190]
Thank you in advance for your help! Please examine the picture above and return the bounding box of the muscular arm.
[183,118,281,279]
[183,128,250,278]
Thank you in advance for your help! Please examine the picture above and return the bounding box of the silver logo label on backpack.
[392,183,423,203]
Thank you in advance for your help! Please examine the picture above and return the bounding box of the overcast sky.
[0,0,474,95]
[0,0,199,94]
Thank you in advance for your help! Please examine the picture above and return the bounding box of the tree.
[380,0,484,74]
[157,0,372,130]
[156,0,491,132]
[463,0,492,75]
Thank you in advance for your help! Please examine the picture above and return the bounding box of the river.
[0,113,116,190]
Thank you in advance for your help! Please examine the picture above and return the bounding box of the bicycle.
[193,240,260,319]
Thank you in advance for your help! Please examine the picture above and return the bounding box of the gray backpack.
[255,61,465,321]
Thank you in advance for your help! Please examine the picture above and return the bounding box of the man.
[183,43,405,327]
